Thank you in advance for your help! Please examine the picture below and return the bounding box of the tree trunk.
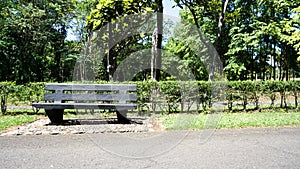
[273,42,276,80]
[214,0,229,65]
[251,48,255,81]
[151,28,157,80]
[279,50,282,81]
[151,0,163,81]
[180,0,229,81]
[285,51,289,81]
[107,22,113,81]
[156,1,163,81]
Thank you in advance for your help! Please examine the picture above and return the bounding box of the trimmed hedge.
[0,82,46,114]
[0,81,299,114]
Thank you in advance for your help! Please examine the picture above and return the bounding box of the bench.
[32,83,137,124]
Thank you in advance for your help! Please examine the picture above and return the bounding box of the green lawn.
[1,111,299,132]
[0,115,37,131]
[162,111,300,130]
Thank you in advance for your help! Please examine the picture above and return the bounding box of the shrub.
[0,81,299,114]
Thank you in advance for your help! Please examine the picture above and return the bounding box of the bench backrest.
[44,84,137,104]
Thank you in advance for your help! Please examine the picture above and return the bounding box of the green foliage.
[1,0,300,83]
[281,5,300,56]
[1,81,299,114]
[11,82,46,105]
[164,20,209,80]
[225,0,300,81]
[83,0,158,81]
[174,0,300,81]
[0,82,45,114]
[86,0,155,31]
[176,0,223,42]
[0,82,15,114]
[0,0,80,83]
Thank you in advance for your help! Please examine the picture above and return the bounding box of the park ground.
[1,109,299,168]
[1,109,300,133]
[0,127,299,168]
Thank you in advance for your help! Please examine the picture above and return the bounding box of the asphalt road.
[1,127,300,169]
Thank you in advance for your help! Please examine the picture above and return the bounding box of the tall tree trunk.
[156,0,163,81]
[285,51,289,81]
[251,48,254,81]
[270,5,277,80]
[279,49,283,80]
[151,0,163,81]
[215,0,229,65]
[151,28,158,80]
[54,46,62,82]
[107,22,113,81]
[273,37,276,80]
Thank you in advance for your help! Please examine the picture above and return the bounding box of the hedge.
[0,81,299,114]
[0,82,46,114]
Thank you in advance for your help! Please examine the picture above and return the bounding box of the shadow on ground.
[46,118,147,126]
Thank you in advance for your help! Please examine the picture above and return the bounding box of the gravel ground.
[0,117,164,136]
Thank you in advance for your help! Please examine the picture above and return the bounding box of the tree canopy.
[0,0,299,83]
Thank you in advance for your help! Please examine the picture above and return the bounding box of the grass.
[0,115,37,131]
[1,109,45,116]
[0,109,299,132]
[162,111,300,130]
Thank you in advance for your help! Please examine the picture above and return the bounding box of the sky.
[163,0,181,17]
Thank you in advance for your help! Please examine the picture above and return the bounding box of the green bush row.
[0,81,299,114]
[133,80,299,113]
[0,82,46,113]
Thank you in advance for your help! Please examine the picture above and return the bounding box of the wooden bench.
[32,84,137,124]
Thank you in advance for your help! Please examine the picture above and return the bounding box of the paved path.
[1,127,300,169]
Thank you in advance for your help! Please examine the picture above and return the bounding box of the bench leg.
[116,110,131,124]
[45,109,64,124]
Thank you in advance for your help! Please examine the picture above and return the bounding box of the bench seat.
[32,83,138,124]
[32,103,137,110]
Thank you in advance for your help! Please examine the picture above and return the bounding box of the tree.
[226,0,300,81]
[164,18,209,80]
[174,0,231,80]
[151,0,163,81]
[0,0,79,83]
[86,0,158,81]
[282,6,300,62]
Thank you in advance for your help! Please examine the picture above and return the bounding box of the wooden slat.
[44,93,137,102]
[45,84,137,91]
[34,83,138,111]
[32,103,137,110]
[118,89,126,104]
